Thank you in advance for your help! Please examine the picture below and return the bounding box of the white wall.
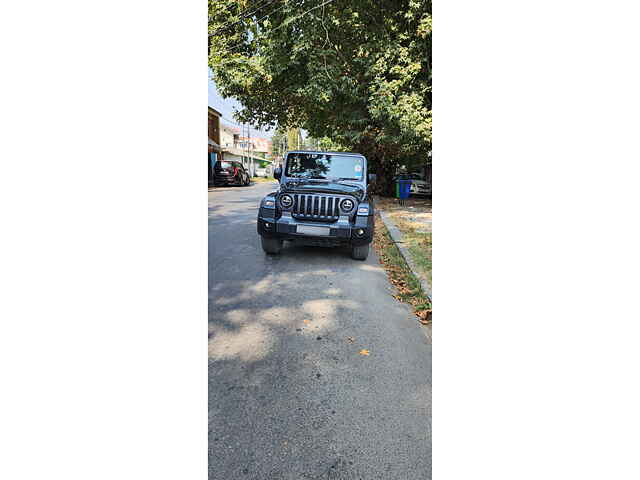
[219,124,236,148]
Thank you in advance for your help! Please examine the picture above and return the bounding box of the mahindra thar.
[257,151,376,260]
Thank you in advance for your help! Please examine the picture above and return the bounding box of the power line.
[209,0,273,36]
[209,0,278,36]
[219,117,273,138]
[210,0,334,56]
[210,0,308,53]
[271,0,335,32]
[209,0,299,54]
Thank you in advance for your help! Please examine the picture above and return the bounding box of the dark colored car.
[213,160,251,187]
[257,151,375,260]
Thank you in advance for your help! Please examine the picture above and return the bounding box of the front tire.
[351,243,370,261]
[261,237,283,255]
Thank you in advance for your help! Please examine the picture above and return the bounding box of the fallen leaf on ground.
[417,309,432,324]
[303,319,311,324]
[359,349,370,356]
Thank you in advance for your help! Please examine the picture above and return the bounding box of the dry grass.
[375,195,432,215]
[373,214,432,325]
[251,177,278,183]
[376,196,432,287]
[393,218,432,287]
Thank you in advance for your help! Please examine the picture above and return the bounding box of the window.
[285,153,364,180]
[215,161,233,171]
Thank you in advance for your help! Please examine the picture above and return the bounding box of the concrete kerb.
[379,211,432,301]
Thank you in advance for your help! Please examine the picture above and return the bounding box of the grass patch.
[373,214,432,324]
[393,218,432,287]
[251,177,277,183]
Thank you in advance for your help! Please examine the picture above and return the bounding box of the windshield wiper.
[330,177,362,183]
[291,174,327,180]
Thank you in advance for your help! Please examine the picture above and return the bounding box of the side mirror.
[274,167,282,180]
[368,173,377,183]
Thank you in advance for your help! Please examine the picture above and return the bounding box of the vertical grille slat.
[290,194,344,222]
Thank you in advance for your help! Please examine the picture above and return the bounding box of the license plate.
[296,225,330,236]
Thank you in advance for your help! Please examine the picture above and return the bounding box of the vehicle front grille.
[290,194,343,222]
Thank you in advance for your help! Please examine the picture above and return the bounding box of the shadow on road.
[208,182,431,479]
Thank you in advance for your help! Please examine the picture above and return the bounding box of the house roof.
[222,146,273,162]
[208,106,222,117]
[238,136,273,153]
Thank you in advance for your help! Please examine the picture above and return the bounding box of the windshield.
[285,153,364,181]
[215,161,233,170]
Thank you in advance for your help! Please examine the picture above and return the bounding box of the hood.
[280,179,365,199]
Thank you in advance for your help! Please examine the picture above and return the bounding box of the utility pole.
[248,126,252,177]
[281,137,286,165]
[240,123,247,166]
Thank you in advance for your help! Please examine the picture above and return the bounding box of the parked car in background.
[409,173,431,196]
[213,160,251,186]
[255,165,274,178]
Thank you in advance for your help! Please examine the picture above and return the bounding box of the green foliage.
[209,0,431,194]
[304,135,344,152]
[270,126,287,158]
[286,128,301,151]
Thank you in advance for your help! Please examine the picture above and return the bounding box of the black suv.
[213,160,251,187]
[257,151,375,260]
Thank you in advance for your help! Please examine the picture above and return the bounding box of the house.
[219,123,239,149]
[238,136,273,159]
[208,107,222,185]
[219,121,274,177]
[208,108,275,179]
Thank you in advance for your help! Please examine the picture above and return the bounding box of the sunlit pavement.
[209,182,431,480]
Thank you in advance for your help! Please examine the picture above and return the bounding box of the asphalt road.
[209,182,431,480]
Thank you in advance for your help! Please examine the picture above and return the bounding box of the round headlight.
[280,194,293,209]
[340,198,355,213]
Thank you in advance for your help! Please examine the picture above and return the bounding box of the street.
[209,182,431,479]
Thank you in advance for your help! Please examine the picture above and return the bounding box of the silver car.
[409,173,431,196]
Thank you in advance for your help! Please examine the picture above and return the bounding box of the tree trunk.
[376,159,397,197]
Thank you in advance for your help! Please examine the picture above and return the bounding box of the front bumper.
[257,210,374,246]
[410,185,431,196]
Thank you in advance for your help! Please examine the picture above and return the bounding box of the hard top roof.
[285,150,364,156]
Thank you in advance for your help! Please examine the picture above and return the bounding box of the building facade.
[219,121,273,177]
[208,107,222,185]
[209,109,275,179]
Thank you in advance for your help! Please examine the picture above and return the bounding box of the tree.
[304,135,344,152]
[209,0,431,195]
[287,127,301,151]
[270,126,287,159]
